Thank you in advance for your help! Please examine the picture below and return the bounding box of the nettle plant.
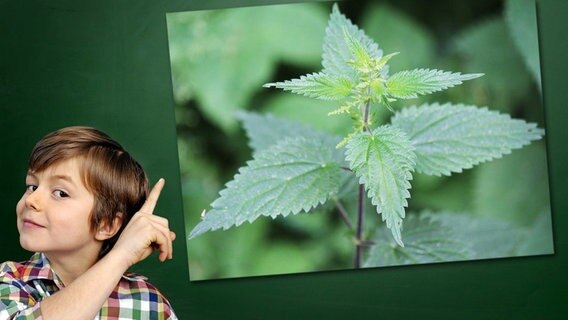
[189,4,544,268]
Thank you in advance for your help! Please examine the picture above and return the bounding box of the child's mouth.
[23,218,45,228]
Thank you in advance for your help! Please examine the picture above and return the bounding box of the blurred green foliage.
[167,0,551,280]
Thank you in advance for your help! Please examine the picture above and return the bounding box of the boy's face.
[16,158,101,258]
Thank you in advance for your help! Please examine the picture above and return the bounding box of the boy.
[0,126,177,319]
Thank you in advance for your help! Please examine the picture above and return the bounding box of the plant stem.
[354,99,371,269]
[334,199,354,231]
[363,97,372,132]
[354,184,365,268]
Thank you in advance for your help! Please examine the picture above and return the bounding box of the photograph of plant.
[167,0,552,280]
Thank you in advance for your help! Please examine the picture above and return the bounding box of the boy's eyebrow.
[26,171,77,186]
[50,174,76,185]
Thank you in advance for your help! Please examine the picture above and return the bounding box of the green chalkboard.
[1,0,567,319]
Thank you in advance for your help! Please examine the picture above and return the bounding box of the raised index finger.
[140,178,165,214]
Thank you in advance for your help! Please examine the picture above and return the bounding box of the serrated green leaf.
[391,103,544,176]
[345,126,416,246]
[386,69,483,99]
[364,214,473,267]
[236,111,343,158]
[342,26,374,71]
[189,136,344,238]
[322,4,384,79]
[505,0,541,90]
[264,72,355,101]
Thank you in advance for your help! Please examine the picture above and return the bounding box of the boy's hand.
[112,178,176,268]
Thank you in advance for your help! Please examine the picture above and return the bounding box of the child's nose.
[25,189,42,211]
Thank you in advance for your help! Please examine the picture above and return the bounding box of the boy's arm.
[39,179,175,320]
[37,250,129,320]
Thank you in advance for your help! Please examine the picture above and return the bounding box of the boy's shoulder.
[114,271,167,300]
[105,272,178,319]
[0,253,52,283]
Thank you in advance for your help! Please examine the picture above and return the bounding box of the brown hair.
[28,126,149,258]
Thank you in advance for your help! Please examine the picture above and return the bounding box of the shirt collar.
[20,252,148,284]
[19,252,61,285]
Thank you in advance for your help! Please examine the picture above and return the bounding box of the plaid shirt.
[0,253,177,319]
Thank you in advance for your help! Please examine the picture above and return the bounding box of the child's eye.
[53,190,70,198]
[25,184,37,193]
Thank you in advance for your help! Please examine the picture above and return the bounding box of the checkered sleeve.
[0,262,43,320]
[102,274,178,320]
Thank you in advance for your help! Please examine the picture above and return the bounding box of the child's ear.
[95,212,124,241]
